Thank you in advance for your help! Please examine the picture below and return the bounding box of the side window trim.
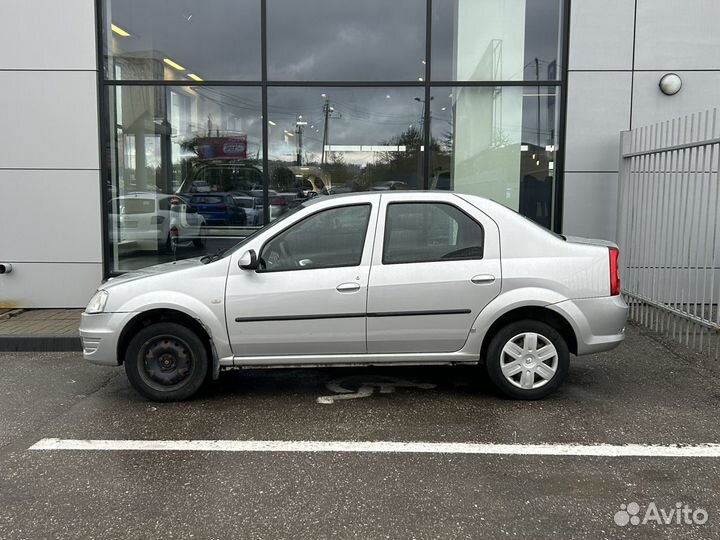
[257,202,373,273]
[381,201,485,265]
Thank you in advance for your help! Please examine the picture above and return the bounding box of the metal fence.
[617,108,720,356]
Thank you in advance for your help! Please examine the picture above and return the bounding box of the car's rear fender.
[461,287,574,356]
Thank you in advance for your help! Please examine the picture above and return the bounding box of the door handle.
[336,282,361,292]
[471,274,495,284]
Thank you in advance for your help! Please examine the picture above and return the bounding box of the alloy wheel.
[500,332,559,390]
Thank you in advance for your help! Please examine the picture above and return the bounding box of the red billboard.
[197,135,247,160]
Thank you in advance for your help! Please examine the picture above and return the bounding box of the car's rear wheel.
[193,225,207,248]
[485,320,569,400]
[124,322,208,401]
[160,228,179,254]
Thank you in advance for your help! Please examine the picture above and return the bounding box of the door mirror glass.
[238,249,259,270]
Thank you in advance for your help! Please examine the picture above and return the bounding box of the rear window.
[233,197,254,208]
[121,199,156,214]
[191,196,224,205]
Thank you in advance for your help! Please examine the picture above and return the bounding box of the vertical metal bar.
[640,124,654,328]
[666,117,678,337]
[634,126,647,324]
[698,110,716,349]
[672,114,690,340]
[630,128,644,321]
[685,113,702,346]
[260,0,269,225]
[422,0,432,190]
[646,122,660,329]
[692,111,710,348]
[653,120,669,332]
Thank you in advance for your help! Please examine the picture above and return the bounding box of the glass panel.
[260,204,371,271]
[267,0,426,81]
[107,86,263,272]
[383,203,484,264]
[104,0,261,80]
[266,87,425,221]
[430,86,559,228]
[432,0,562,81]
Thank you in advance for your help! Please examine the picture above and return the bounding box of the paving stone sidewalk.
[0,309,83,352]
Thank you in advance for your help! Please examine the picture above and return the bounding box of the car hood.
[102,257,206,290]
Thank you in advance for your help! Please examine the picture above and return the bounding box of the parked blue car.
[188,193,247,226]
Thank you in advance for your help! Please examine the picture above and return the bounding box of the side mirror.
[238,249,259,270]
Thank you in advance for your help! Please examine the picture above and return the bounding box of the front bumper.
[549,295,629,356]
[79,312,135,366]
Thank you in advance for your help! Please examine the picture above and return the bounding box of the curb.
[0,335,82,352]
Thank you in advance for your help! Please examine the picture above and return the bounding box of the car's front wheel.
[124,322,208,401]
[485,320,569,400]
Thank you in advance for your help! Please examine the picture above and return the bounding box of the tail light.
[216,204,227,210]
[609,247,620,296]
[270,197,288,206]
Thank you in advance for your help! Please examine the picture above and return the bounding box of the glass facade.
[100,0,565,273]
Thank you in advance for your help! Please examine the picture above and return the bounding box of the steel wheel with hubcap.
[124,322,208,401]
[485,320,569,400]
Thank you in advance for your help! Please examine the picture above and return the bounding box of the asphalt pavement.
[1,324,719,540]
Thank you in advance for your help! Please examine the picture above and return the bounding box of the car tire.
[485,320,569,400]
[193,225,207,249]
[160,228,178,255]
[124,322,208,402]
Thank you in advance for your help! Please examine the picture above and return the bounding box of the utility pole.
[321,97,330,165]
[320,96,341,165]
[296,115,306,166]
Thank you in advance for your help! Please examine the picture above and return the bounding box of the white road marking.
[28,439,720,457]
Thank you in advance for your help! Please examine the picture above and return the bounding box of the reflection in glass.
[432,0,562,81]
[104,0,261,80]
[266,87,425,221]
[267,0,426,81]
[107,86,263,271]
[430,86,559,227]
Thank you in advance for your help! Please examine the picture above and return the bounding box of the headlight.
[85,290,109,314]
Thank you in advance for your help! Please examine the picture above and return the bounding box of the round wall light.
[659,73,682,95]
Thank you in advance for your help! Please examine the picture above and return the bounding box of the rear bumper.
[549,295,628,356]
[79,312,135,366]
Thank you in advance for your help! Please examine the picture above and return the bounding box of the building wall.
[0,0,103,308]
[2,0,720,307]
[563,0,720,242]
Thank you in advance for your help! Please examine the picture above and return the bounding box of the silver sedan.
[81,191,628,401]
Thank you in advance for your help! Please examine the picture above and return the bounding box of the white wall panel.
[0,169,102,263]
[631,71,720,128]
[562,172,619,241]
[569,0,635,71]
[0,0,96,71]
[0,71,99,170]
[564,71,632,172]
[635,0,720,70]
[0,263,102,309]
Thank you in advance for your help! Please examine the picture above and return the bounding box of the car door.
[225,195,379,359]
[366,193,501,354]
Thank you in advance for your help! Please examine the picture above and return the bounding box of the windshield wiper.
[201,248,226,264]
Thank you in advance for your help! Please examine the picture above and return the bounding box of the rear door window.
[382,202,484,264]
